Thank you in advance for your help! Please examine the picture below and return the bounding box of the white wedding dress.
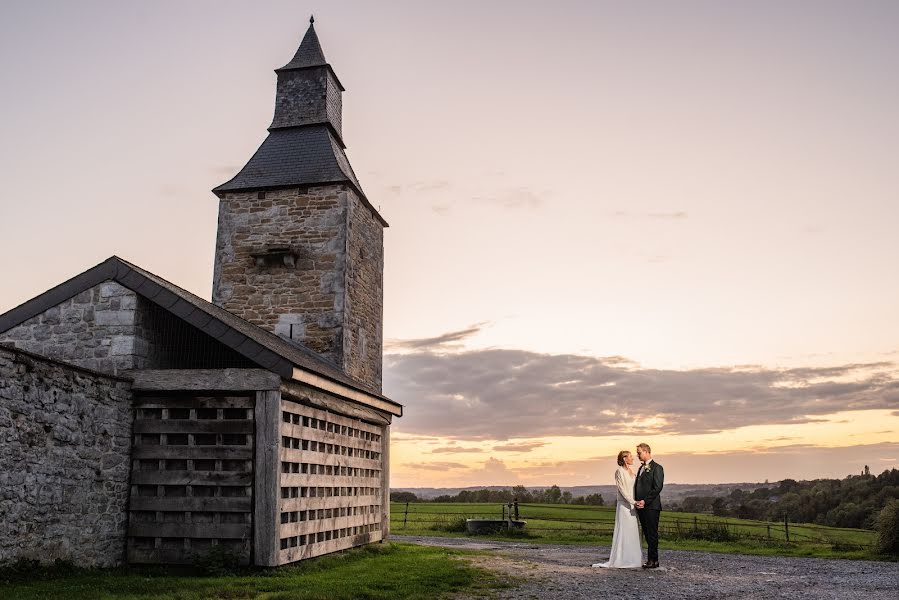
[592,466,643,568]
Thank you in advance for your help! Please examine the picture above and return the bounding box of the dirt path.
[392,535,899,599]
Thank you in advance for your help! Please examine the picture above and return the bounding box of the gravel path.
[393,535,899,599]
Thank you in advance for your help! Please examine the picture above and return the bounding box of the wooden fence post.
[403,502,409,529]
[784,515,790,542]
[767,524,771,539]
[513,499,519,520]
[693,516,698,534]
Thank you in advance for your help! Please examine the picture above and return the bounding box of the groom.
[634,443,664,569]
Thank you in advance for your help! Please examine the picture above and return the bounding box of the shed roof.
[0,256,400,415]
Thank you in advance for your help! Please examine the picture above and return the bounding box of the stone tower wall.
[213,185,349,366]
[343,190,384,389]
[0,345,133,567]
[212,185,383,390]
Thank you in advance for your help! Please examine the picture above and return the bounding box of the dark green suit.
[634,460,664,563]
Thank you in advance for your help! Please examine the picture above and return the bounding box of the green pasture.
[0,542,513,600]
[390,502,880,559]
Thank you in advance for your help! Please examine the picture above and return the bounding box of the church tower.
[212,18,386,390]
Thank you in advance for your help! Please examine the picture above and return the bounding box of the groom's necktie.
[637,463,645,478]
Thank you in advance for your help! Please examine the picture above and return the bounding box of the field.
[391,502,879,559]
[0,543,513,600]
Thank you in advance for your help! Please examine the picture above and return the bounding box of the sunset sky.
[1,1,897,487]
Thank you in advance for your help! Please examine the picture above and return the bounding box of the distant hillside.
[393,482,768,505]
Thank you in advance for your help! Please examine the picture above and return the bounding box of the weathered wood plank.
[279,514,380,537]
[278,530,382,564]
[129,522,251,539]
[279,495,379,512]
[133,446,253,461]
[128,545,251,566]
[281,382,392,427]
[279,473,380,488]
[254,389,281,567]
[279,422,380,451]
[131,369,280,391]
[135,396,254,409]
[129,496,252,512]
[131,471,253,486]
[279,447,381,470]
[135,419,254,434]
[288,368,401,417]
[380,424,390,540]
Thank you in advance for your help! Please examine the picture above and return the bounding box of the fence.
[390,501,874,548]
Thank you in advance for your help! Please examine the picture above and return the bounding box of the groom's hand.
[635,500,645,508]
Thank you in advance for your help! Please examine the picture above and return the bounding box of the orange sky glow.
[1,1,897,488]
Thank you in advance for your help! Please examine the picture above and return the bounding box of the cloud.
[383,345,899,440]
[405,461,470,471]
[431,446,485,454]
[611,210,688,220]
[385,323,487,352]
[477,442,899,485]
[492,442,546,453]
[474,188,544,209]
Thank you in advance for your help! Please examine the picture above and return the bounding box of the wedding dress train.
[592,466,643,568]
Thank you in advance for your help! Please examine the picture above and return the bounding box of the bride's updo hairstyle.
[616,450,630,466]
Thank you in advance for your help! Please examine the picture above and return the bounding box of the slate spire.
[278,17,328,71]
[213,18,386,226]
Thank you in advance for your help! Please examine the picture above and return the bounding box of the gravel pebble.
[393,535,899,599]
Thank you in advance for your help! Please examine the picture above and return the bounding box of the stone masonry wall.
[212,185,349,366]
[343,189,384,390]
[0,345,133,567]
[212,184,384,391]
[0,281,156,375]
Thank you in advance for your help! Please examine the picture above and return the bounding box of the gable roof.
[0,256,400,415]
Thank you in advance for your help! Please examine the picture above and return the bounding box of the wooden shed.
[0,257,402,567]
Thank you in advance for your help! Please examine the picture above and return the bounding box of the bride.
[592,450,643,568]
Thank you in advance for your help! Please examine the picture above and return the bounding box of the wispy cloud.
[405,461,470,471]
[492,442,546,453]
[384,342,899,440]
[431,446,485,454]
[385,323,488,352]
[611,210,689,220]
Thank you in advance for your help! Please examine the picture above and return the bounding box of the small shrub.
[667,522,738,542]
[429,516,468,533]
[874,499,899,556]
[830,540,865,552]
[192,544,240,576]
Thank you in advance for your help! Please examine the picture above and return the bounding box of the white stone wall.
[0,345,133,567]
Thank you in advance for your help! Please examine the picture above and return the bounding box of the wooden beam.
[129,496,251,512]
[281,381,393,425]
[381,424,390,540]
[133,446,252,461]
[130,369,280,392]
[129,522,251,539]
[289,369,401,417]
[253,390,281,567]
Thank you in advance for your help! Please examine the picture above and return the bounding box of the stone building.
[0,19,401,568]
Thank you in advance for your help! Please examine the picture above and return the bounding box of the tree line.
[391,484,604,506]
[672,468,899,529]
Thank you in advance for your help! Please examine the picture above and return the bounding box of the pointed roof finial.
[278,17,327,71]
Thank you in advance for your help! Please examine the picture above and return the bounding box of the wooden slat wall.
[127,394,255,565]
[277,397,386,563]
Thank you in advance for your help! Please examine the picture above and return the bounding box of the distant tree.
[582,493,604,506]
[561,491,573,504]
[391,491,419,503]
[875,499,899,555]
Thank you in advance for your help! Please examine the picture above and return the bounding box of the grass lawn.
[391,502,883,560]
[0,542,514,600]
